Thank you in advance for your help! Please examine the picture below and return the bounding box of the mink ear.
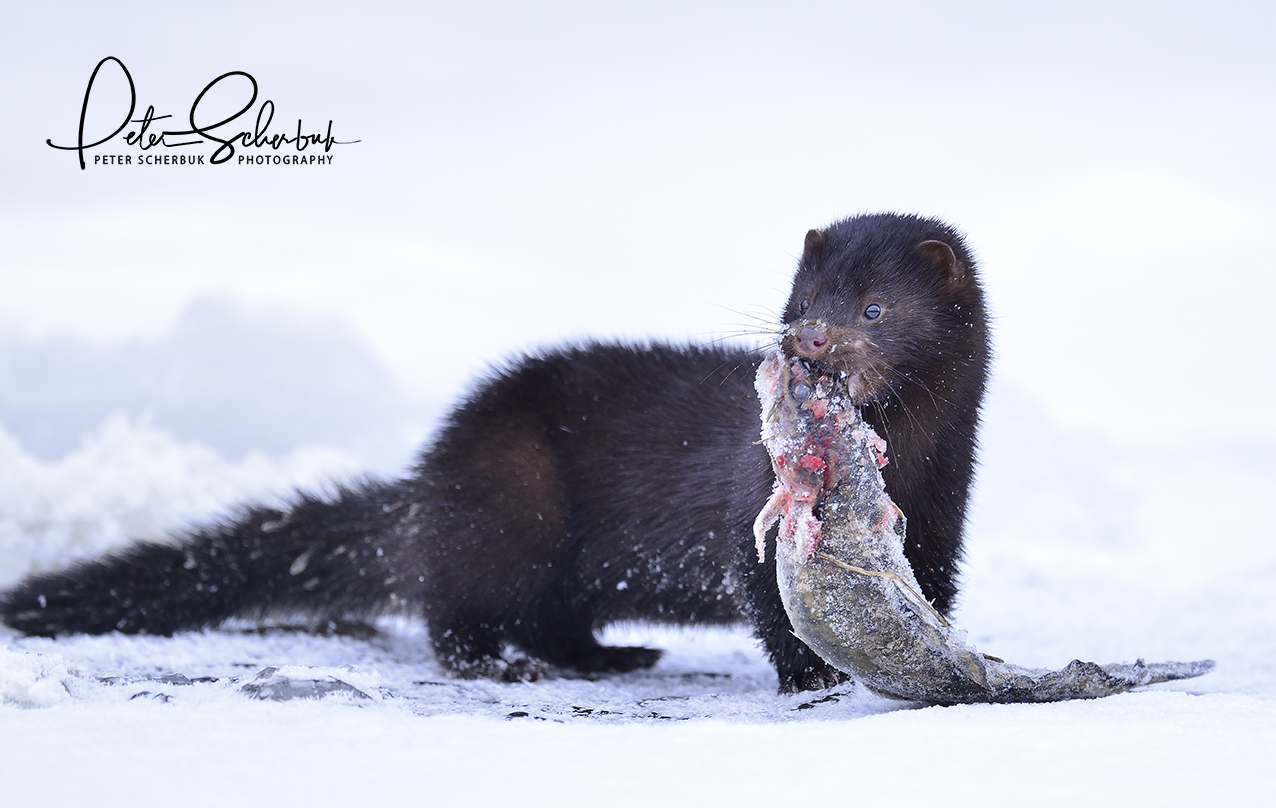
[915,239,962,282]
[802,229,826,265]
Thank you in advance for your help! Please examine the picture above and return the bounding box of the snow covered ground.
[1,327,1273,805]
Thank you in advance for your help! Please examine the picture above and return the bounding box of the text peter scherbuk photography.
[48,56,360,170]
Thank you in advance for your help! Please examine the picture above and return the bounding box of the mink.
[0,212,989,693]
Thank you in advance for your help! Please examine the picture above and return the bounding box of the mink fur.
[0,212,989,693]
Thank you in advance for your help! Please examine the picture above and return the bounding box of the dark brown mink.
[0,212,990,693]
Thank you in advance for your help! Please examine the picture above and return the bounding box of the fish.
[753,351,1214,704]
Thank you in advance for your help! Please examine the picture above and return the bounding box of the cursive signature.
[48,57,359,169]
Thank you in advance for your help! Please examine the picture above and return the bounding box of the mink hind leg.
[422,573,663,679]
[417,418,660,680]
[514,594,664,674]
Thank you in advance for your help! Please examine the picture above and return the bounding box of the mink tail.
[0,479,416,637]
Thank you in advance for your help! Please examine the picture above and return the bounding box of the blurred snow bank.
[0,296,432,469]
[0,416,365,587]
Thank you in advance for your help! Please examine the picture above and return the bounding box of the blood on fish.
[798,455,826,472]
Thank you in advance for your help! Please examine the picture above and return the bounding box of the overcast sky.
[1,1,1273,449]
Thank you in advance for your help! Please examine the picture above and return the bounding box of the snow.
[0,416,367,585]
[2,637,1272,806]
[3,629,1272,805]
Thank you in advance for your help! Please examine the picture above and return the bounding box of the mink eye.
[797,299,810,316]
[864,304,883,321]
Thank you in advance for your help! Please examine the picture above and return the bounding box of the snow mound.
[0,417,363,588]
[0,647,84,708]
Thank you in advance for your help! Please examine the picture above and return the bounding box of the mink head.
[780,213,987,404]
